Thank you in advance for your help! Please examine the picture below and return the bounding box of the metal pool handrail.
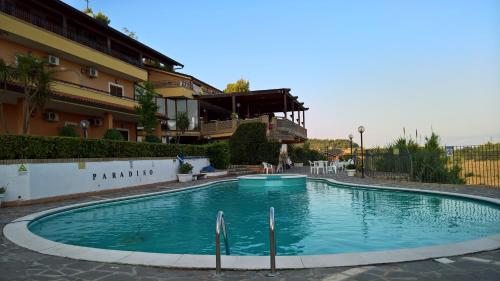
[215,211,229,274]
[269,207,277,276]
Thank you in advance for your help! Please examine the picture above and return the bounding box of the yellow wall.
[0,12,147,81]
[1,103,137,140]
[0,39,137,108]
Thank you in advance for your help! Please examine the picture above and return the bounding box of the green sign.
[18,163,28,173]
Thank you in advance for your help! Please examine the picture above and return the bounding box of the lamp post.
[236,102,241,117]
[348,134,353,156]
[80,120,90,139]
[358,126,365,178]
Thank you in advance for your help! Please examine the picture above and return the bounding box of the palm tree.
[0,58,13,133]
[11,54,55,134]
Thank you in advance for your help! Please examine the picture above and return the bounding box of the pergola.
[198,88,308,127]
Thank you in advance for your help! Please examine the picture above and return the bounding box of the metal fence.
[362,144,500,187]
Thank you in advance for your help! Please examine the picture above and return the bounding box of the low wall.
[0,157,209,203]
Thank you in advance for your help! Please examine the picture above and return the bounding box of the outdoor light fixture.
[358,126,365,178]
[80,119,90,139]
[348,133,354,155]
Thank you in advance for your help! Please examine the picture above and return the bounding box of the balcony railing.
[200,115,307,141]
[274,118,307,139]
[1,5,142,67]
[150,80,193,90]
[53,79,137,101]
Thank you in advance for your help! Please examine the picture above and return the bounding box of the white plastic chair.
[316,161,326,175]
[327,162,337,174]
[262,162,274,174]
[276,163,284,173]
[308,160,319,174]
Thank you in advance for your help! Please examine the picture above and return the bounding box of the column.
[155,121,162,138]
[15,97,25,135]
[104,112,113,131]
[283,93,287,119]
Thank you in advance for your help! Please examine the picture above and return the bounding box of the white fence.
[0,157,210,203]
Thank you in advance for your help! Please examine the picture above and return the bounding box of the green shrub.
[179,162,193,174]
[144,135,161,143]
[229,123,280,165]
[346,164,356,170]
[205,141,230,169]
[103,129,124,141]
[59,126,79,138]
[0,135,206,159]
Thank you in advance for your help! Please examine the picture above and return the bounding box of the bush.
[179,162,193,174]
[0,187,5,194]
[103,129,124,141]
[205,141,230,169]
[0,135,206,159]
[144,135,161,143]
[59,126,79,138]
[346,164,356,170]
[229,123,280,165]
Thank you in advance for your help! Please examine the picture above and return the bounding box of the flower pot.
[177,174,193,183]
[295,163,304,167]
[346,169,356,177]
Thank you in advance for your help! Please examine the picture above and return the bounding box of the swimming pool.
[26,176,500,257]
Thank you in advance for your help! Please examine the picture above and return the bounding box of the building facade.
[0,0,308,143]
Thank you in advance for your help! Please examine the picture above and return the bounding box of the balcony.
[52,79,138,109]
[151,80,197,98]
[0,8,147,81]
[200,115,307,142]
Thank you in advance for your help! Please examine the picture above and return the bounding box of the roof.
[41,0,183,67]
[198,88,308,112]
[145,67,222,93]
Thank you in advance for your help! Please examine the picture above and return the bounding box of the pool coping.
[4,176,500,270]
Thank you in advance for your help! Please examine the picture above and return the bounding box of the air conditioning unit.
[44,111,59,122]
[87,67,99,78]
[89,118,103,127]
[48,55,59,66]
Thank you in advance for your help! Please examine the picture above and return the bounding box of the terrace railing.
[1,5,142,67]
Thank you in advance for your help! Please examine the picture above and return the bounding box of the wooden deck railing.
[200,115,307,141]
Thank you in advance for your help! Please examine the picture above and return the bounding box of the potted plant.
[0,186,6,207]
[177,163,193,183]
[346,164,356,177]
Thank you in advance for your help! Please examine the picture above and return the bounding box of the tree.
[94,12,110,25]
[176,111,189,144]
[135,82,159,137]
[11,54,54,135]
[103,128,124,140]
[122,27,138,40]
[82,7,94,17]
[0,58,13,133]
[224,78,249,93]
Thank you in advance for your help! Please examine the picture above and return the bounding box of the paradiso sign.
[92,169,154,181]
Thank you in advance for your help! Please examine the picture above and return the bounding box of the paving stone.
[1,173,499,281]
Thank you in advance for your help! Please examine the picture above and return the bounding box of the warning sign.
[18,163,28,174]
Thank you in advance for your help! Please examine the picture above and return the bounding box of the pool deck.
[2,168,500,280]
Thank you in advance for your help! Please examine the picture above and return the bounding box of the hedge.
[0,135,206,159]
[205,141,230,169]
[229,123,280,165]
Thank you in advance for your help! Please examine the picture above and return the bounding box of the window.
[166,98,199,131]
[109,83,124,97]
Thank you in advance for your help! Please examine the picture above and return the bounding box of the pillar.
[283,93,287,119]
[15,97,25,135]
[104,112,113,130]
[302,111,306,127]
[155,121,162,138]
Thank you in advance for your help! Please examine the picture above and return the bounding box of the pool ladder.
[215,207,277,276]
[215,211,230,275]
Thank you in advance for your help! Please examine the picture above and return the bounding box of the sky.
[64,0,500,147]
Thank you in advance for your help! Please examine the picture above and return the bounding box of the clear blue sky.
[64,0,500,147]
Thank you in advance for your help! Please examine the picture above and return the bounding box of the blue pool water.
[29,178,500,256]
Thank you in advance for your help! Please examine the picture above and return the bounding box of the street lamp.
[80,119,90,139]
[236,102,241,116]
[348,133,353,156]
[358,126,365,178]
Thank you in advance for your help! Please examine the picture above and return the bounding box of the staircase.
[228,165,260,176]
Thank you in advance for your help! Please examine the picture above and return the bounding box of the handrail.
[269,207,277,276]
[215,211,229,274]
